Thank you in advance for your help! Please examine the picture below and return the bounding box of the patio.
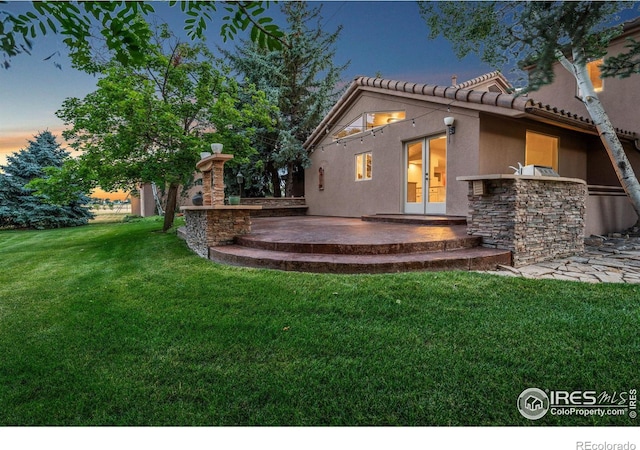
[206,215,512,274]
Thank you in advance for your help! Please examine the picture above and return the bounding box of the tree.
[53,29,276,232]
[419,1,640,226]
[0,1,284,70]
[221,2,348,197]
[0,131,93,229]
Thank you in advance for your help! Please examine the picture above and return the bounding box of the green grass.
[0,218,638,426]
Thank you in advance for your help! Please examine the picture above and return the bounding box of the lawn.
[0,218,638,426]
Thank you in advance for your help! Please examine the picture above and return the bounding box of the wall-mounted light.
[236,171,244,197]
[444,116,455,135]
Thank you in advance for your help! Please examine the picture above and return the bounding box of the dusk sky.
[3,1,638,168]
[0,1,498,167]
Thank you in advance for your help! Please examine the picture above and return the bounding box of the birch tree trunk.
[557,49,640,227]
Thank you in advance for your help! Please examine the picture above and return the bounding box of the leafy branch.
[1,1,285,69]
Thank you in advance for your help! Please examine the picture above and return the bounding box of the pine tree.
[0,131,93,229]
[222,2,349,197]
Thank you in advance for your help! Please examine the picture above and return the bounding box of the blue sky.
[0,1,500,164]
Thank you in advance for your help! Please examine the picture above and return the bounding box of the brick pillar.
[212,159,226,206]
[196,153,234,206]
[202,170,212,206]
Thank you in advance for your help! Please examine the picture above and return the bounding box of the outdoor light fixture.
[236,171,244,198]
[211,143,223,154]
[444,116,455,135]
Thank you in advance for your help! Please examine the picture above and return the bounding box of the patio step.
[208,245,512,274]
[235,233,481,255]
[361,214,467,226]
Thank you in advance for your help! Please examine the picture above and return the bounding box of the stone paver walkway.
[480,235,640,283]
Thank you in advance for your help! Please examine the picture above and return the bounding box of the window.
[365,111,405,129]
[334,111,405,140]
[525,131,558,171]
[335,116,364,139]
[355,152,372,181]
[578,59,604,96]
[587,59,604,92]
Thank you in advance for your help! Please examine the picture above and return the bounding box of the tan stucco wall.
[587,140,640,187]
[478,114,590,179]
[305,92,482,217]
[131,183,157,217]
[529,27,640,135]
[586,192,638,236]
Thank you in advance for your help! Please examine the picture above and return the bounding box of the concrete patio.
[205,215,512,273]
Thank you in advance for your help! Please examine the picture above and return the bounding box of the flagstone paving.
[479,235,640,284]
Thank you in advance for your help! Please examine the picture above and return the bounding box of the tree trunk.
[162,182,179,232]
[292,164,305,197]
[558,50,640,226]
[269,163,281,197]
[285,162,294,197]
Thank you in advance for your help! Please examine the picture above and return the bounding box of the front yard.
[0,218,637,425]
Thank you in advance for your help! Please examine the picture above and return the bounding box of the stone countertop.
[457,174,586,184]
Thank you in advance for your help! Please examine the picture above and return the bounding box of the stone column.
[201,170,212,206]
[211,158,228,205]
[196,153,234,206]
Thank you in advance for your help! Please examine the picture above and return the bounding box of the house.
[303,22,640,236]
[525,396,543,412]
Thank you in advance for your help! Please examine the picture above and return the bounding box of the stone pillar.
[211,158,228,205]
[183,153,262,259]
[201,170,212,206]
[196,153,234,206]
[457,175,587,267]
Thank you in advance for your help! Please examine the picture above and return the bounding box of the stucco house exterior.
[303,19,640,236]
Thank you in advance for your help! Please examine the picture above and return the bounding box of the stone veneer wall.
[238,197,306,207]
[460,175,587,267]
[182,208,253,258]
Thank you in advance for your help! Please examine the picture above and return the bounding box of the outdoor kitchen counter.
[457,174,586,184]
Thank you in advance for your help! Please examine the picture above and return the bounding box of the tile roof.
[356,75,531,109]
[526,101,636,138]
[305,74,636,149]
[452,70,513,92]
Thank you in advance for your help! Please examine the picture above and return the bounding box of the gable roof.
[453,70,513,93]
[305,74,636,149]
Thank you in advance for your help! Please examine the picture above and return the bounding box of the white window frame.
[355,152,372,181]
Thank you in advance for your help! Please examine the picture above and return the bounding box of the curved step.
[209,245,512,274]
[235,234,481,255]
[361,214,467,226]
